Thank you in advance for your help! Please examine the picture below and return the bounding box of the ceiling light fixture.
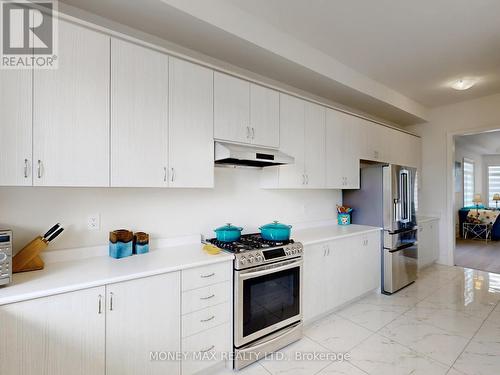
[451,78,477,91]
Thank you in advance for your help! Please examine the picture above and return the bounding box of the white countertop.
[0,224,381,306]
[293,224,381,246]
[0,244,233,306]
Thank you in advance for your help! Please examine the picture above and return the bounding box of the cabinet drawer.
[182,281,231,315]
[182,262,231,291]
[182,302,231,338]
[182,323,231,375]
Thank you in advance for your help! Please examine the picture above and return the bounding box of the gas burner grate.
[207,233,294,253]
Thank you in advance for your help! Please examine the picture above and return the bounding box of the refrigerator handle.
[393,198,400,222]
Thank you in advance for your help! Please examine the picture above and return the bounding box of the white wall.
[408,92,500,265]
[0,167,341,253]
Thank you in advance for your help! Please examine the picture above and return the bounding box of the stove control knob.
[256,255,263,262]
[248,256,255,264]
[292,249,297,254]
[239,257,247,265]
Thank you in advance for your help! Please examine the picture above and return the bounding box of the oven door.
[235,258,302,348]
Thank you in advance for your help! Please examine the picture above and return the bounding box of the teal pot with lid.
[214,223,243,242]
[259,221,292,241]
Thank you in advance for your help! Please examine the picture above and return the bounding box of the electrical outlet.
[87,214,100,230]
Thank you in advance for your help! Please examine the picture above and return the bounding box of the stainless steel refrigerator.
[343,164,418,294]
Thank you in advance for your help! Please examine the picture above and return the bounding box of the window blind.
[463,159,475,207]
[488,165,500,207]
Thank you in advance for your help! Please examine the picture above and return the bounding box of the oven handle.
[238,260,303,280]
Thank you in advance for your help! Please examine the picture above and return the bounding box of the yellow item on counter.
[203,244,221,255]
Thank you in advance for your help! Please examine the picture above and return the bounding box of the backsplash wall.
[0,167,341,253]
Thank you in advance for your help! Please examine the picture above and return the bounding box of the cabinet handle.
[163,167,167,182]
[252,127,255,139]
[200,345,215,353]
[109,292,114,311]
[200,315,215,323]
[200,272,215,278]
[23,159,29,178]
[306,175,309,185]
[170,167,175,182]
[246,126,251,139]
[98,294,103,314]
[302,175,305,185]
[37,160,42,179]
[200,294,215,300]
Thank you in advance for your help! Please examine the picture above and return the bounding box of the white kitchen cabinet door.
[111,39,168,187]
[0,69,32,186]
[326,109,360,189]
[323,241,343,312]
[169,58,214,188]
[250,83,279,148]
[214,72,250,144]
[276,93,305,188]
[106,272,181,375]
[303,243,327,322]
[0,287,105,375]
[33,20,110,187]
[304,102,326,188]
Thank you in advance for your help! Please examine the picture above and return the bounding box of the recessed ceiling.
[229,0,500,107]
[456,131,500,155]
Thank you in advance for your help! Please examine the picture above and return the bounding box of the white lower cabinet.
[106,272,181,375]
[0,287,106,375]
[181,264,232,375]
[418,219,439,269]
[0,261,234,375]
[303,231,381,323]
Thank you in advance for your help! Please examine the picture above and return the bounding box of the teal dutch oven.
[259,221,292,241]
[214,223,243,242]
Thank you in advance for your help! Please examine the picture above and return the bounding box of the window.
[488,165,500,207]
[463,159,475,207]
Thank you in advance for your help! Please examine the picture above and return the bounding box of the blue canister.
[337,213,351,225]
[134,232,149,255]
[109,230,133,259]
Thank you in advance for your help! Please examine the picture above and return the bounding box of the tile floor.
[217,264,500,375]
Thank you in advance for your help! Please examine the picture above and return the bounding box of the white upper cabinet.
[214,72,279,148]
[169,57,214,188]
[273,93,305,188]
[250,83,279,148]
[33,20,110,187]
[0,69,32,186]
[304,102,326,188]
[214,72,250,144]
[111,39,168,187]
[326,109,360,189]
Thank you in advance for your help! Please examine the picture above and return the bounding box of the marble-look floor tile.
[453,340,500,375]
[348,334,449,375]
[213,361,270,375]
[402,305,484,337]
[316,360,368,375]
[378,313,470,365]
[259,336,334,375]
[305,313,373,352]
[446,368,468,375]
[336,298,410,331]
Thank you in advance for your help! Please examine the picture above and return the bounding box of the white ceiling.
[229,0,500,107]
[456,131,500,155]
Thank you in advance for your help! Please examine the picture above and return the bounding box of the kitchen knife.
[46,227,64,242]
[43,223,60,240]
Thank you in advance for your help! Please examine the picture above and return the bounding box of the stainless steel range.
[207,234,303,370]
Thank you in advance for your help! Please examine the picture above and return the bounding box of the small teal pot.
[214,223,243,242]
[338,213,351,225]
[259,221,292,241]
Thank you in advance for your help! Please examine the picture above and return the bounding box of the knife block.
[12,236,47,273]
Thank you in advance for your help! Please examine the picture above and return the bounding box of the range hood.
[215,142,294,167]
